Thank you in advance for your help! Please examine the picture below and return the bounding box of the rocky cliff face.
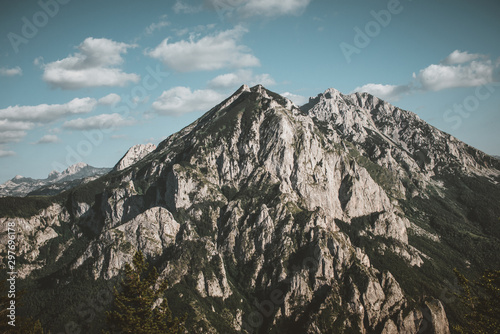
[1,85,499,333]
[113,143,157,171]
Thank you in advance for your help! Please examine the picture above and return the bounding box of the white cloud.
[281,92,308,106]
[173,1,203,14]
[152,87,224,115]
[42,37,140,89]
[441,50,483,65]
[0,120,34,131]
[204,0,312,18]
[63,113,135,130]
[352,50,500,101]
[0,97,98,123]
[208,69,275,89]
[98,93,122,105]
[35,134,59,144]
[146,26,260,72]
[145,16,170,35]
[0,149,15,157]
[0,66,22,76]
[237,0,312,17]
[415,59,496,91]
[352,83,411,101]
[0,131,26,144]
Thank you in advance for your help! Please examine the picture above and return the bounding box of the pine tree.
[453,268,500,334]
[103,251,186,334]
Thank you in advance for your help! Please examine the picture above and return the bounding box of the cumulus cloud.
[0,97,98,123]
[352,84,411,101]
[35,134,59,144]
[441,50,483,65]
[352,50,500,101]
[281,92,308,106]
[98,93,122,105]
[62,113,135,130]
[0,120,34,131]
[41,37,140,89]
[152,87,224,115]
[0,66,22,76]
[208,69,275,89]
[146,26,260,72]
[414,59,497,91]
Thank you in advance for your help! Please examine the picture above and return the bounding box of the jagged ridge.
[1,85,499,333]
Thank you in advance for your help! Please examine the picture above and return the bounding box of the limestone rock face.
[2,85,499,333]
[113,143,157,171]
[0,204,70,278]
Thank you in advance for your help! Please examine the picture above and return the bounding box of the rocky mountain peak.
[2,85,499,333]
[113,143,157,171]
[60,162,89,176]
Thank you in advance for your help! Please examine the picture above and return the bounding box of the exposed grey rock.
[3,84,499,333]
[113,143,157,171]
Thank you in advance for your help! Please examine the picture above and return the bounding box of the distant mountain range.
[1,85,499,333]
[0,143,157,197]
[0,163,111,197]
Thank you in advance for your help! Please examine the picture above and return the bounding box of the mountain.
[1,85,499,333]
[113,143,157,171]
[0,162,111,197]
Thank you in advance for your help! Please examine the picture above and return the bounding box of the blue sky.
[0,0,499,183]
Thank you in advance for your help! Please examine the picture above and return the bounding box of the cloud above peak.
[146,26,260,72]
[353,50,499,101]
[415,58,496,91]
[152,87,224,115]
[41,37,140,89]
[208,69,275,89]
[352,84,411,101]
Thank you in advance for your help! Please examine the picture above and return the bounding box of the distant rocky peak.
[61,162,89,176]
[322,87,344,100]
[247,84,298,112]
[47,170,60,180]
[114,143,157,171]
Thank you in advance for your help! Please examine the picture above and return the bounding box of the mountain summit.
[1,85,499,333]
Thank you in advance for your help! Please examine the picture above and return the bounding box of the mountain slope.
[1,85,499,333]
